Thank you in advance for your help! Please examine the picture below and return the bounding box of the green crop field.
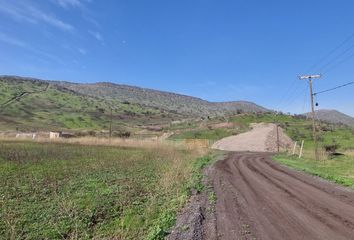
[0,140,213,240]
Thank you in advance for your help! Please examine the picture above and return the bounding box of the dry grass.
[0,138,212,239]
[0,136,209,154]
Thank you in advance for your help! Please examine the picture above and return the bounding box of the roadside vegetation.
[254,113,354,189]
[274,154,354,188]
[169,128,236,141]
[0,140,213,240]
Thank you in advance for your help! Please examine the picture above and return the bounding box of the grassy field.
[0,140,212,240]
[169,128,237,141]
[274,154,354,188]
[268,113,354,189]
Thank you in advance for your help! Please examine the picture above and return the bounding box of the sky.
[0,0,354,116]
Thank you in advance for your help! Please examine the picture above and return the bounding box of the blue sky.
[0,0,354,116]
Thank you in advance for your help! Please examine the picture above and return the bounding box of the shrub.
[324,144,339,154]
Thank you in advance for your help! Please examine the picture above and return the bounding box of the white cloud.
[55,0,85,9]
[0,1,74,32]
[88,30,103,42]
[0,32,26,48]
[78,48,87,55]
[0,31,64,64]
[53,0,91,9]
[0,1,37,24]
[27,6,74,32]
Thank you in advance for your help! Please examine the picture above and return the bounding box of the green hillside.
[0,77,183,132]
[50,79,269,116]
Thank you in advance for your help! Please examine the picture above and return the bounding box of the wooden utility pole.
[299,74,321,160]
[109,107,113,139]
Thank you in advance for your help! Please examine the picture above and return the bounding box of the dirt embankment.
[167,166,217,240]
[212,123,293,152]
[211,152,354,240]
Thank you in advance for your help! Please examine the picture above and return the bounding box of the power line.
[284,83,306,108]
[278,79,301,109]
[281,34,354,115]
[317,42,354,73]
[301,89,308,113]
[305,33,354,74]
[322,51,354,74]
[313,81,354,96]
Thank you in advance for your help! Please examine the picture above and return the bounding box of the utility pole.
[276,124,280,153]
[109,107,113,139]
[299,74,321,160]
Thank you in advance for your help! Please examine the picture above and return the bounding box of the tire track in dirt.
[211,152,354,240]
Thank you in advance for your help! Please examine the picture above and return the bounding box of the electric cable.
[313,81,354,96]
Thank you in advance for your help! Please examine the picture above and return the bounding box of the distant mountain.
[53,81,268,116]
[303,110,354,128]
[0,76,268,131]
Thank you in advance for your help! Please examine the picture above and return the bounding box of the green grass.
[273,154,354,188]
[257,113,354,189]
[169,128,238,141]
[0,141,212,239]
[0,79,180,131]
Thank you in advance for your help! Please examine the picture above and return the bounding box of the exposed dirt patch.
[209,122,235,130]
[211,152,354,240]
[212,123,293,152]
[167,166,217,240]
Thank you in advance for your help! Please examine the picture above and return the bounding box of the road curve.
[212,152,354,240]
[211,123,293,152]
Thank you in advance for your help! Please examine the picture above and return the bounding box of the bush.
[324,144,339,154]
[113,131,131,138]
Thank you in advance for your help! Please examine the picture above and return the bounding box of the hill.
[303,110,354,128]
[0,76,267,131]
[0,76,184,131]
[52,80,268,116]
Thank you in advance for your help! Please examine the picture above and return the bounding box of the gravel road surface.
[212,123,293,152]
[212,152,354,240]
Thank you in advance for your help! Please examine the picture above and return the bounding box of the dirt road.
[212,123,292,152]
[212,152,354,240]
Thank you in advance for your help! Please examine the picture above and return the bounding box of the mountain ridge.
[0,75,267,131]
[1,75,268,116]
[303,109,354,128]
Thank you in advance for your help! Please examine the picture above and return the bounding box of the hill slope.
[304,110,354,128]
[53,81,268,116]
[0,76,183,131]
[0,76,267,131]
